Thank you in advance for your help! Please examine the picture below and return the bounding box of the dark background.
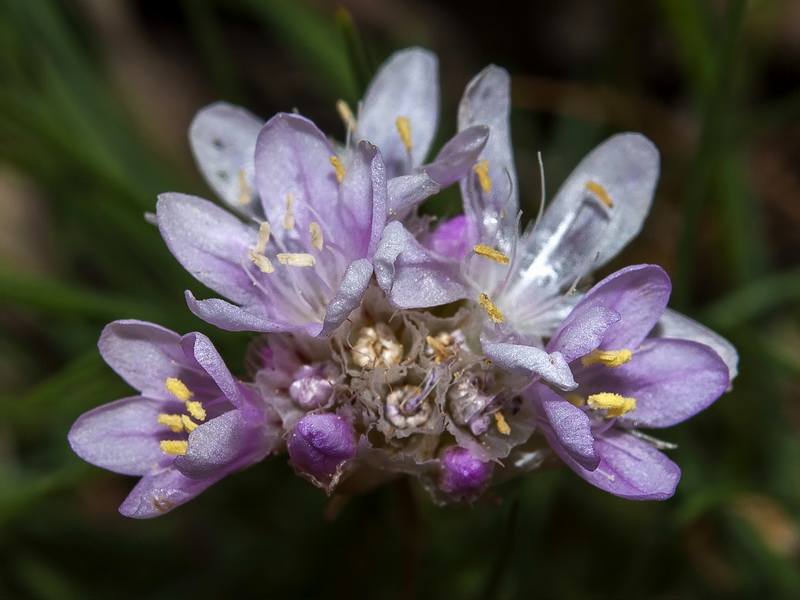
[1,0,799,598]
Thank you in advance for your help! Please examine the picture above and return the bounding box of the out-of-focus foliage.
[1,0,799,598]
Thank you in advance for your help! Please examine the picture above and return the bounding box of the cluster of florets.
[68,48,738,518]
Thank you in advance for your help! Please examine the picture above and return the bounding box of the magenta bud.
[438,446,492,500]
[288,413,356,480]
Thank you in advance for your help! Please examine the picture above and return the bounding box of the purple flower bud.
[289,377,334,409]
[288,413,356,481]
[438,446,492,500]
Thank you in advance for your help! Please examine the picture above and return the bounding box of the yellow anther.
[587,392,637,418]
[165,377,193,402]
[181,414,199,433]
[581,349,633,368]
[478,293,505,324]
[255,221,271,253]
[395,116,412,153]
[585,180,613,208]
[157,414,184,433]
[282,194,295,230]
[329,156,346,183]
[473,159,492,194]
[566,394,586,407]
[494,411,511,435]
[160,440,188,455]
[237,170,251,205]
[336,99,357,133]
[309,221,324,251]
[248,249,275,274]
[185,400,207,422]
[473,244,510,264]
[277,253,316,267]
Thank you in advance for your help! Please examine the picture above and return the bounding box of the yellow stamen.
[181,414,199,433]
[478,293,504,324]
[282,194,295,230]
[581,349,633,368]
[185,400,207,422]
[473,244,510,264]
[494,411,511,435]
[309,221,324,251]
[157,414,184,433]
[473,159,492,194]
[566,394,586,407]
[277,252,316,267]
[329,156,346,183]
[237,169,251,205]
[395,116,412,152]
[248,249,275,274]
[255,221,271,253]
[336,99,357,132]
[160,440,188,455]
[585,180,613,208]
[587,392,637,418]
[165,377,193,402]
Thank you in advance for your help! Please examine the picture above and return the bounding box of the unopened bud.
[288,413,356,480]
[438,446,492,501]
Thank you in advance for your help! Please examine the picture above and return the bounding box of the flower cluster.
[69,48,738,517]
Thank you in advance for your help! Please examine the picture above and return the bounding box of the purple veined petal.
[575,264,672,350]
[531,384,599,470]
[174,410,262,480]
[185,292,304,334]
[483,342,577,391]
[318,258,374,338]
[514,133,659,291]
[183,332,250,410]
[387,172,441,221]
[422,125,489,187]
[581,338,730,429]
[156,193,260,305]
[374,221,471,308]
[188,101,264,219]
[68,396,170,476]
[254,113,339,241]
[458,65,517,253]
[653,308,739,384]
[118,464,222,519]
[568,429,680,501]
[420,214,477,260]
[355,47,439,176]
[337,141,387,258]
[548,305,621,362]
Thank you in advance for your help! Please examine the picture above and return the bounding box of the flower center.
[157,377,207,456]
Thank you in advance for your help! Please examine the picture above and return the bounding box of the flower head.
[68,320,278,518]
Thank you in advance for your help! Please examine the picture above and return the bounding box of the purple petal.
[575,264,671,350]
[355,47,438,174]
[420,215,477,260]
[581,338,730,428]
[186,292,301,334]
[338,141,386,257]
[318,258,373,338]
[374,221,471,308]
[533,385,599,470]
[548,305,621,362]
[184,332,249,410]
[98,320,186,398]
[483,342,577,391]
[654,308,739,384]
[568,429,680,500]
[157,193,259,305]
[188,102,263,218]
[68,396,169,476]
[387,172,441,221]
[423,125,489,187]
[118,465,221,519]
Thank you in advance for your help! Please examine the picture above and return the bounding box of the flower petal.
[374,221,471,308]
[548,305,621,362]
[533,384,599,470]
[420,215,477,260]
[157,192,259,305]
[653,308,739,384]
[575,264,671,350]
[387,172,441,221]
[68,396,170,476]
[581,338,730,428]
[422,125,489,187]
[483,342,577,391]
[516,133,659,290]
[355,47,438,175]
[185,292,301,334]
[569,429,680,500]
[337,141,387,257]
[118,465,220,519]
[318,258,373,338]
[188,101,263,218]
